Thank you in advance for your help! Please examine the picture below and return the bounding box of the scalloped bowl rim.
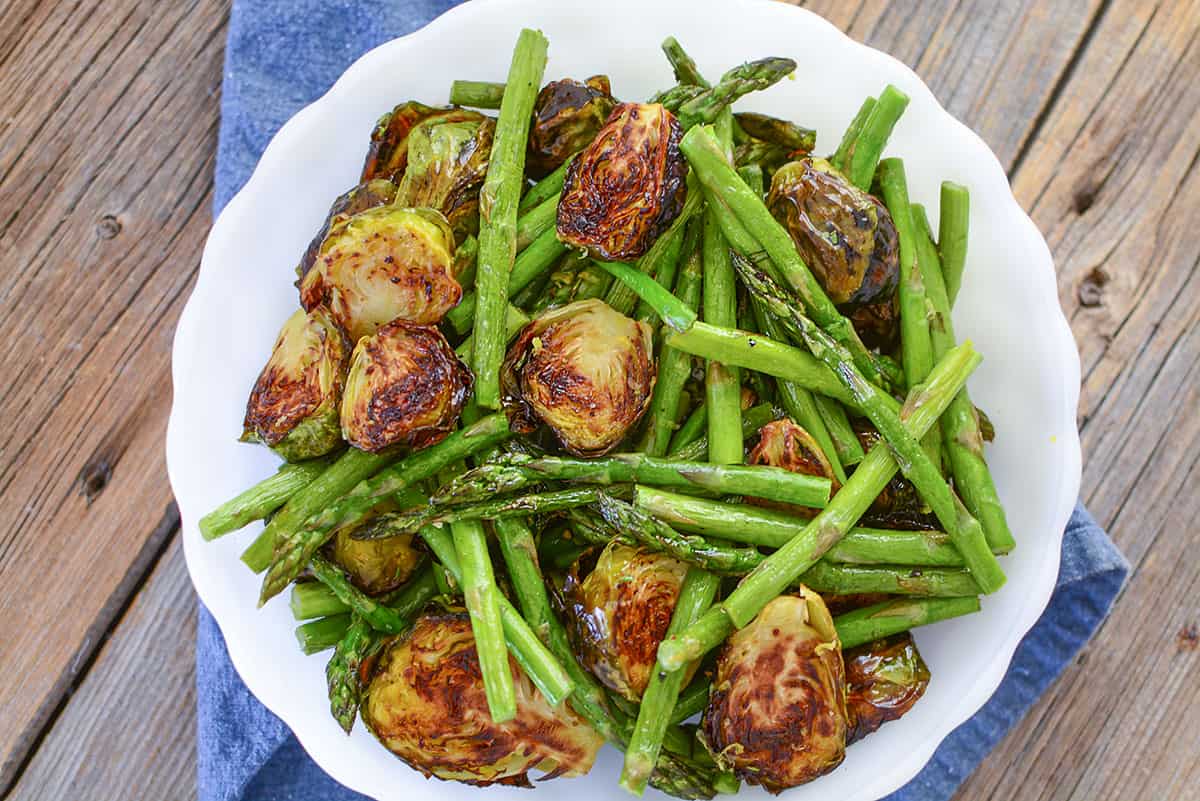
[167,1,1081,799]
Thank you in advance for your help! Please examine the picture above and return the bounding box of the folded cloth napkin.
[199,3,1131,799]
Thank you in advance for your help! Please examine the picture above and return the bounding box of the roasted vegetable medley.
[202,29,1013,798]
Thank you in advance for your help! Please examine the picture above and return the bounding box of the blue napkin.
[199,3,1130,799]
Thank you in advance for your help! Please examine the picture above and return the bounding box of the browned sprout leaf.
[361,102,488,184]
[299,207,460,341]
[501,299,656,457]
[556,102,688,261]
[361,610,604,785]
[395,115,495,242]
[329,512,426,596]
[747,418,839,511]
[242,308,348,462]
[340,321,471,453]
[854,422,938,530]
[702,590,848,793]
[559,542,690,701]
[848,296,899,352]
[527,75,616,178]
[844,633,930,744]
[296,179,398,280]
[767,157,899,308]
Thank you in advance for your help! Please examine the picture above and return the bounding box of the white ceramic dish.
[167,1,1081,798]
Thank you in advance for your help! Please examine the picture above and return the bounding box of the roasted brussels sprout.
[242,308,348,461]
[341,321,471,453]
[848,296,899,352]
[702,590,848,792]
[501,299,656,456]
[560,542,690,700]
[527,75,617,177]
[329,513,425,596]
[853,422,936,529]
[844,633,931,744]
[297,179,398,280]
[767,157,899,308]
[361,101,488,184]
[556,103,688,261]
[747,419,838,511]
[361,610,603,785]
[299,206,461,341]
[394,114,495,242]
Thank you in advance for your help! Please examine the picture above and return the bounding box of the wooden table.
[1,0,1197,798]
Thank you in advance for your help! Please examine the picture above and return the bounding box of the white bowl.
[167,1,1081,798]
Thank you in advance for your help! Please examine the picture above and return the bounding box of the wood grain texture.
[0,0,228,790]
[0,0,1196,799]
[5,538,198,801]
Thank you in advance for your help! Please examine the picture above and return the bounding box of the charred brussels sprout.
[299,206,461,341]
[341,321,471,453]
[848,297,899,352]
[767,157,899,308]
[853,422,936,529]
[556,103,688,261]
[361,101,488,184]
[242,308,348,461]
[527,75,616,177]
[844,633,931,744]
[748,419,839,511]
[702,590,848,792]
[297,179,398,280]
[329,512,425,596]
[501,299,656,456]
[395,114,495,242]
[361,610,603,785]
[560,542,690,700]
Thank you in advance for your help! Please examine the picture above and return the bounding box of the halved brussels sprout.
[242,308,348,461]
[299,206,461,341]
[556,103,688,261]
[341,321,471,453]
[297,179,398,280]
[844,633,930,744]
[767,157,899,308]
[395,115,495,242]
[329,512,425,596]
[560,542,690,700]
[501,299,656,456]
[527,76,616,177]
[701,589,848,792]
[361,101,488,184]
[747,419,839,511]
[361,610,604,785]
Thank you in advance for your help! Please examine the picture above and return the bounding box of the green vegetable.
[290,580,349,620]
[295,613,352,655]
[472,28,548,409]
[937,182,971,307]
[326,614,378,732]
[201,456,335,541]
[815,395,865,467]
[834,596,981,649]
[446,226,567,334]
[448,79,505,109]
[845,85,909,190]
[452,519,516,722]
[830,96,876,172]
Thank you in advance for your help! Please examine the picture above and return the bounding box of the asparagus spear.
[371,486,611,539]
[252,414,512,600]
[430,452,831,510]
[452,519,516,722]
[913,203,1015,553]
[803,561,979,597]
[815,395,865,467]
[734,112,816,153]
[667,403,708,456]
[877,157,943,468]
[845,85,909,190]
[702,190,744,465]
[473,28,548,409]
[656,341,980,671]
[308,555,415,634]
[514,190,560,250]
[674,58,797,128]
[834,596,981,649]
[492,517,554,644]
[734,256,1005,594]
[636,487,974,566]
[622,566,722,794]
[242,448,396,576]
[937,182,970,306]
[669,676,711,726]
[326,614,379,733]
[640,221,703,456]
[669,402,778,462]
[200,456,335,540]
[830,96,876,172]
[295,613,352,655]
[290,580,349,620]
[418,525,574,708]
[662,36,709,87]
[678,124,899,390]
[449,79,505,109]
[446,226,567,334]
[519,157,572,215]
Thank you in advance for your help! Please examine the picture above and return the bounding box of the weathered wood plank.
[955,0,1200,798]
[6,537,198,801]
[0,0,228,789]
